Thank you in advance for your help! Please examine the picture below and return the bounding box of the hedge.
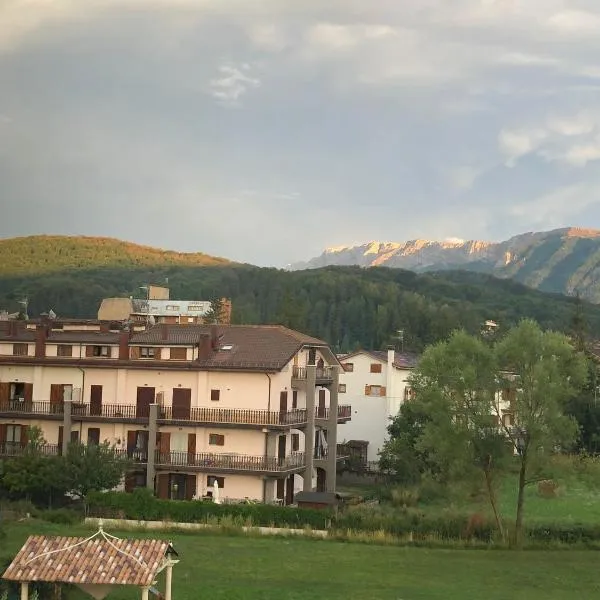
[88,489,333,530]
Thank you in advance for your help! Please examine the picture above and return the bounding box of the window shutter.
[126,430,136,453]
[86,345,94,358]
[187,433,196,455]
[160,432,171,454]
[157,474,170,499]
[24,383,33,403]
[20,426,28,445]
[381,387,387,397]
[364,385,370,396]
[0,423,6,443]
[0,382,10,405]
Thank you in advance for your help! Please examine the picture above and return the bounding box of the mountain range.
[291,228,600,302]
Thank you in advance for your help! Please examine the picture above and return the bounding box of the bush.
[39,508,82,525]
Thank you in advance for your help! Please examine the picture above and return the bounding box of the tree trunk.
[514,451,528,547]
[483,463,504,542]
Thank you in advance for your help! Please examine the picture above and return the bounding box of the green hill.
[0,235,231,276]
[0,245,596,352]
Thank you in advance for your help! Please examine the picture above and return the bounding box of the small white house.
[337,348,418,462]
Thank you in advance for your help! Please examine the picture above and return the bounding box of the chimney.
[197,333,212,360]
[35,324,48,358]
[119,331,131,360]
[161,323,169,341]
[387,345,395,368]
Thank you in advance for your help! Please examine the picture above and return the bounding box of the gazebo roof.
[2,532,171,587]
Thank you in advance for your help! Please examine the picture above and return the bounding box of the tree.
[378,400,433,485]
[63,441,130,501]
[495,320,587,545]
[408,331,511,539]
[202,297,224,325]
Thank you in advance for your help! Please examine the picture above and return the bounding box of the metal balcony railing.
[0,442,61,457]
[292,366,334,382]
[155,451,306,472]
[0,400,64,416]
[314,405,352,420]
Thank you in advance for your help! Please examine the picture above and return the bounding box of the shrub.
[40,508,82,525]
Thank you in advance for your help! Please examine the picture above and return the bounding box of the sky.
[2,0,600,266]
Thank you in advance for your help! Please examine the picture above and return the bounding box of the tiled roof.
[47,331,120,344]
[339,349,419,369]
[2,535,169,586]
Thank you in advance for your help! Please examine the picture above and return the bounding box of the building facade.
[337,348,417,462]
[0,320,350,503]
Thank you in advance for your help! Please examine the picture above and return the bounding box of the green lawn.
[2,522,600,599]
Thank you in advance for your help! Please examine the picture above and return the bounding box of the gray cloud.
[2,0,600,266]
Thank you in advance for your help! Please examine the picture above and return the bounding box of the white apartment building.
[337,348,418,462]
[0,320,350,504]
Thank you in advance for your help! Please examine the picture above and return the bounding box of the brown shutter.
[187,432,196,453]
[86,345,95,357]
[20,425,28,445]
[90,385,103,416]
[159,432,171,454]
[24,383,33,404]
[0,423,6,443]
[364,385,371,396]
[172,388,192,419]
[279,391,288,412]
[0,382,10,404]
[185,474,196,501]
[130,346,140,359]
[127,430,136,453]
[292,391,298,409]
[50,384,64,411]
[381,387,387,396]
[157,474,170,499]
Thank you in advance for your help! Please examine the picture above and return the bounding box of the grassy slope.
[0,235,231,276]
[2,522,600,600]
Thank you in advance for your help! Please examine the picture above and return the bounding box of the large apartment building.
[0,319,350,504]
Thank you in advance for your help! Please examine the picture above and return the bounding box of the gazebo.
[2,522,179,600]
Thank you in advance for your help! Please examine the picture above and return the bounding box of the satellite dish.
[48,309,57,319]
[148,315,156,326]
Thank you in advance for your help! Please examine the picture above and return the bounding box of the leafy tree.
[63,441,130,501]
[495,320,587,545]
[408,331,512,538]
[378,400,433,485]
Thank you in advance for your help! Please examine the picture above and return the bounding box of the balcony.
[314,405,352,423]
[155,451,306,474]
[0,401,311,429]
[0,400,64,419]
[292,365,335,386]
[0,442,61,457]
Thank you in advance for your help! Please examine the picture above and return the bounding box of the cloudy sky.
[2,0,600,266]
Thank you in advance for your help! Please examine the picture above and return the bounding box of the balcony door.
[90,385,103,416]
[172,388,192,420]
[317,389,326,418]
[136,387,155,419]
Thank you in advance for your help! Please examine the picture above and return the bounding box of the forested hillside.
[0,236,231,276]
[0,265,596,352]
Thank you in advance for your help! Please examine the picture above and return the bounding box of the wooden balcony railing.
[155,451,306,472]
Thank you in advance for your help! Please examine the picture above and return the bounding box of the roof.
[132,324,331,370]
[339,348,419,369]
[2,534,170,586]
[47,331,121,344]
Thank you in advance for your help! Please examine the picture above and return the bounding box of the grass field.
[3,522,600,600]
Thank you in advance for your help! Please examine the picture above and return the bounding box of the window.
[166,304,180,311]
[343,363,354,372]
[187,317,194,323]
[292,391,298,410]
[207,476,225,489]
[12,343,27,356]
[338,384,347,394]
[209,433,225,446]
[140,347,156,358]
[6,424,23,443]
[57,345,73,357]
[367,385,383,397]
[404,387,415,401]
[291,433,300,452]
[503,413,513,428]
[210,389,220,402]
[9,382,25,401]
[92,346,109,357]
[170,347,187,360]
[370,363,382,373]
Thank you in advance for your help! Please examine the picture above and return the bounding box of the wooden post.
[141,586,149,600]
[20,582,29,600]
[165,563,173,600]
